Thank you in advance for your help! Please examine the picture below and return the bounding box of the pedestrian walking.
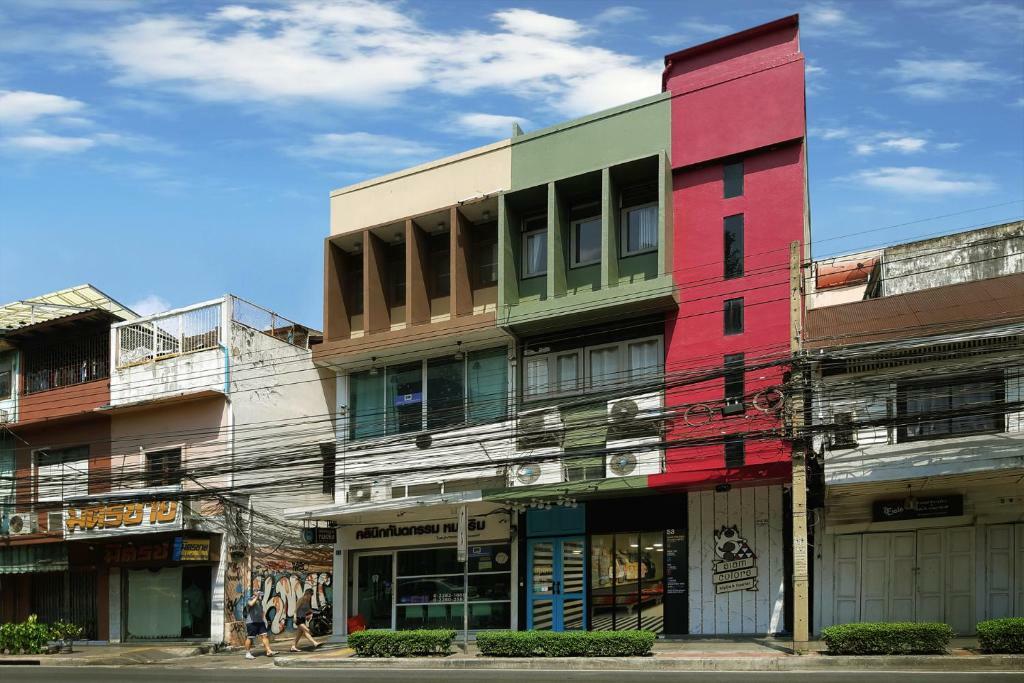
[290,588,321,652]
[244,589,276,659]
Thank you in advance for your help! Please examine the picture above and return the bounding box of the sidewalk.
[273,638,1024,673]
[0,643,214,667]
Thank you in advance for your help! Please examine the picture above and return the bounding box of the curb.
[0,644,213,667]
[273,654,1024,672]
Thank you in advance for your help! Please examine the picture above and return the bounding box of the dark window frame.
[320,442,336,497]
[145,447,183,488]
[724,297,744,335]
[724,214,744,279]
[429,231,450,298]
[896,374,1005,444]
[724,438,745,468]
[724,160,744,198]
[723,353,745,415]
[473,223,499,288]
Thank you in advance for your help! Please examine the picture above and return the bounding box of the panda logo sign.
[712,525,758,594]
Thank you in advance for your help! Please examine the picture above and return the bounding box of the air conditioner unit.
[509,461,563,488]
[8,513,38,535]
[0,408,9,424]
[47,511,65,533]
[516,407,564,451]
[346,480,389,504]
[607,392,663,440]
[605,446,662,478]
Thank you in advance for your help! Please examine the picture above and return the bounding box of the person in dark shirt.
[244,590,276,660]
[290,588,321,652]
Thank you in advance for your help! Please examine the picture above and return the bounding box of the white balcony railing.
[116,302,222,368]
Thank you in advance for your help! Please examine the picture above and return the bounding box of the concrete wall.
[882,220,1024,296]
[330,141,511,236]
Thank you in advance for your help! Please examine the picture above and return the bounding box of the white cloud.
[884,59,1005,100]
[129,294,172,316]
[86,1,660,117]
[288,132,439,168]
[4,133,95,152]
[593,6,645,24]
[457,113,530,139]
[492,9,582,40]
[854,135,928,155]
[801,2,867,36]
[844,166,994,196]
[652,20,732,48]
[814,127,850,140]
[0,90,85,125]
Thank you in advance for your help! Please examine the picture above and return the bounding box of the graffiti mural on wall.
[226,549,333,635]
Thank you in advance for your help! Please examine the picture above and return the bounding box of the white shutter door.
[986,525,1014,619]
[833,534,861,624]
[890,532,917,621]
[861,534,890,621]
[944,527,975,634]
[916,529,944,623]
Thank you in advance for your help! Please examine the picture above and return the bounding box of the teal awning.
[0,543,68,574]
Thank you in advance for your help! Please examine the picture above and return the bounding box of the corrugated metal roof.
[805,273,1024,349]
[0,284,137,332]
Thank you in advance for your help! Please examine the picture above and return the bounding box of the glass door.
[356,552,394,629]
[527,537,586,631]
[589,532,665,633]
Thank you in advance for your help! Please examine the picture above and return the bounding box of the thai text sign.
[65,500,182,538]
[872,495,963,522]
[176,537,210,561]
[341,512,509,550]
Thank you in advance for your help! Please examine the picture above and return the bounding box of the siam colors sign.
[712,526,759,594]
[64,500,182,538]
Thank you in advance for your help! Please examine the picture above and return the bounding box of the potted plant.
[51,620,84,653]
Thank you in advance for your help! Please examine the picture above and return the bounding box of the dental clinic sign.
[341,508,509,550]
[64,500,182,538]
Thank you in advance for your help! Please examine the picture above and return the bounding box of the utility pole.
[789,240,810,652]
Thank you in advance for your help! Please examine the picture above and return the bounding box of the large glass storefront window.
[391,544,512,631]
[590,532,664,633]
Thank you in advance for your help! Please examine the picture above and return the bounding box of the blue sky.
[1,0,1021,326]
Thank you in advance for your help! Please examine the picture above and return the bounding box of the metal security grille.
[23,333,109,394]
[31,570,99,639]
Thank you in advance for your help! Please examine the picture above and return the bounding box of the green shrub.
[0,615,53,655]
[822,622,953,655]
[348,629,456,657]
[976,618,1024,654]
[476,630,656,657]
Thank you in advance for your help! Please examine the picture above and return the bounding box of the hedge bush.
[348,629,456,657]
[0,615,53,655]
[475,630,656,657]
[821,622,953,655]
[976,618,1024,654]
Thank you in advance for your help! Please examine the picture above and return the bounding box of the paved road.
[1,667,1021,682]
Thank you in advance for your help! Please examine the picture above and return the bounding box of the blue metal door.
[527,536,586,630]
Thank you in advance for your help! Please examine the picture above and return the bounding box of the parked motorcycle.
[308,603,333,637]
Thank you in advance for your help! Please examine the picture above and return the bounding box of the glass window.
[725,438,744,468]
[724,297,744,335]
[590,532,665,633]
[387,362,423,434]
[900,377,1003,442]
[627,339,661,381]
[468,348,508,424]
[0,352,13,398]
[398,547,462,577]
[427,356,464,429]
[724,353,745,415]
[468,544,511,573]
[430,232,450,298]
[524,356,549,398]
[724,160,744,198]
[724,214,744,279]
[522,216,547,277]
[350,370,385,440]
[145,448,182,488]
[571,216,601,267]
[622,204,658,256]
[36,445,89,502]
[589,345,621,389]
[475,224,499,287]
[556,352,580,393]
[347,261,364,315]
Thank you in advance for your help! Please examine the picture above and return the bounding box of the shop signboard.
[872,495,963,522]
[665,529,687,596]
[302,527,338,544]
[340,508,510,550]
[175,537,211,561]
[712,525,758,594]
[65,500,182,538]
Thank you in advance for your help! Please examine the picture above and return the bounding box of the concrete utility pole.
[789,240,810,652]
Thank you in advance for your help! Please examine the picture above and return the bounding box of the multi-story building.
[807,224,1024,635]
[291,16,808,640]
[0,285,135,638]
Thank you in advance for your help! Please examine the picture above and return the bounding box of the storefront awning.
[0,542,68,574]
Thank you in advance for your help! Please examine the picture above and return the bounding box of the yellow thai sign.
[178,537,210,561]
[65,501,181,537]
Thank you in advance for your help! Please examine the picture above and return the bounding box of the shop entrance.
[590,532,665,632]
[125,565,212,640]
[527,537,586,630]
[356,553,393,629]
